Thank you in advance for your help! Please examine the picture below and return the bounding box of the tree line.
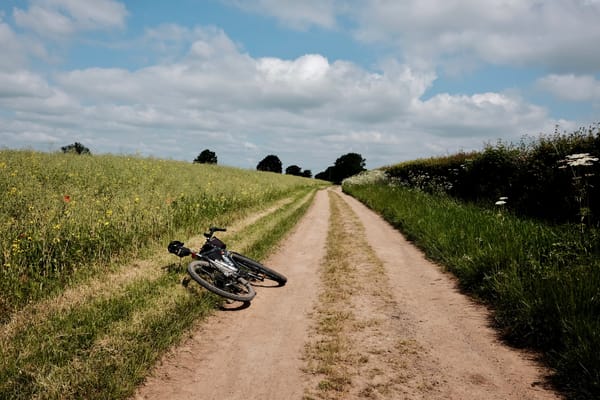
[197,149,366,184]
[61,143,366,184]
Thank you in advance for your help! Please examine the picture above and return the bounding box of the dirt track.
[134,188,561,400]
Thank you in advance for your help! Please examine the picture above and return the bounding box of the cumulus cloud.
[352,1,600,72]
[0,13,569,172]
[537,74,600,102]
[414,92,548,137]
[230,0,600,74]
[0,14,50,71]
[15,27,549,171]
[13,0,128,37]
[0,17,26,70]
[225,0,338,30]
[0,70,53,98]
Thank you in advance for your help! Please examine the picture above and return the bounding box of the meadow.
[0,149,326,399]
[343,171,600,399]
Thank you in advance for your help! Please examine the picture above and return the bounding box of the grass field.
[343,172,600,398]
[0,149,326,399]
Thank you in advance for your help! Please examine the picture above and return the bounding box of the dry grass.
[303,190,429,399]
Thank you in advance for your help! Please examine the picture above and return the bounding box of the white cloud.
[0,13,47,71]
[414,92,548,136]
[355,0,600,72]
[0,70,54,98]
[0,22,569,172]
[231,0,600,74]
[225,0,338,30]
[13,0,128,37]
[0,15,29,71]
[537,74,600,102]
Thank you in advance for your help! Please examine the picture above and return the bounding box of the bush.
[384,126,600,224]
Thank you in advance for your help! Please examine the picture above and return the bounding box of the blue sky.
[1,0,599,174]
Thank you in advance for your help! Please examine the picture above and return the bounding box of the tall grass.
[0,150,324,318]
[343,179,600,399]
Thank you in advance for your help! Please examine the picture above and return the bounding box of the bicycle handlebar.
[204,226,226,238]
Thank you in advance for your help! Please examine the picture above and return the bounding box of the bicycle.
[167,227,287,302]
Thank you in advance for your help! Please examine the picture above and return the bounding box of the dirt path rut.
[134,188,560,400]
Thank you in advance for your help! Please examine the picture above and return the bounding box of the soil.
[133,188,562,400]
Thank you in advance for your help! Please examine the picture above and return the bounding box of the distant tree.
[316,153,366,184]
[194,149,217,164]
[315,166,336,182]
[257,155,282,173]
[285,165,302,176]
[61,142,91,155]
[302,169,312,178]
[333,152,366,183]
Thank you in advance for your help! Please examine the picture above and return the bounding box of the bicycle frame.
[187,233,264,283]
[195,248,238,277]
[168,226,286,302]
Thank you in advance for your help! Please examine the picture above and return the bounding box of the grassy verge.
[343,181,600,399]
[0,186,322,399]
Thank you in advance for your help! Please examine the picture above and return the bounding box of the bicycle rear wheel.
[187,260,256,302]
[230,252,287,286]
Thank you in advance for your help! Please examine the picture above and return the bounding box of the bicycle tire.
[230,252,287,286]
[187,260,256,302]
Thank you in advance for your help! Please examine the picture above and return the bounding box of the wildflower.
[559,153,598,168]
[63,195,71,203]
[495,196,508,206]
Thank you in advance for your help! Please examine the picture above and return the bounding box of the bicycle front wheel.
[230,252,287,286]
[187,261,256,302]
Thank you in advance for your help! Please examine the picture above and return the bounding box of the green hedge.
[385,126,600,225]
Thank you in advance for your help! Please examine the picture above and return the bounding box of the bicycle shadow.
[219,300,251,311]
[162,263,261,312]
[249,280,284,288]
[168,266,252,312]
[162,262,186,274]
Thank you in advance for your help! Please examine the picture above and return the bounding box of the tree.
[61,142,91,155]
[257,155,282,173]
[194,149,217,164]
[302,169,312,178]
[333,152,366,183]
[315,166,336,182]
[285,165,302,176]
[315,153,366,184]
